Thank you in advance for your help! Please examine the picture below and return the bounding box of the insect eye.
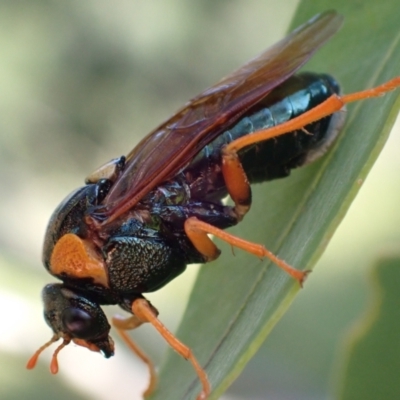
[62,308,98,339]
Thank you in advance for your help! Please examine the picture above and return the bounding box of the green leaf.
[152,3,400,400]
[338,255,400,400]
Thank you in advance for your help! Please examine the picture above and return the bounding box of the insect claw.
[299,269,312,287]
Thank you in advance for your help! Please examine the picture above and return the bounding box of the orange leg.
[112,314,157,398]
[131,298,211,400]
[226,77,400,154]
[222,77,400,220]
[185,217,309,286]
[221,149,251,221]
[207,77,400,281]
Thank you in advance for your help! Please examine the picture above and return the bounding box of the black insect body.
[28,11,400,400]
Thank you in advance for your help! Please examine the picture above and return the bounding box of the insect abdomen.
[190,72,342,180]
[239,72,343,183]
[185,72,343,201]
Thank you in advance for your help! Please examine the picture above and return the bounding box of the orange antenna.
[50,339,70,374]
[26,336,70,374]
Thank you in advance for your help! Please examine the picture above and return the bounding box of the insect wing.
[97,11,343,224]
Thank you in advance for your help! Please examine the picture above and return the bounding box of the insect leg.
[220,95,345,220]
[213,78,400,282]
[222,77,400,219]
[224,77,400,155]
[112,314,157,397]
[185,217,309,285]
[131,298,211,400]
[221,149,252,221]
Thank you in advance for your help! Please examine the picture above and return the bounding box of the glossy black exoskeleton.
[41,70,342,349]
[28,10,400,400]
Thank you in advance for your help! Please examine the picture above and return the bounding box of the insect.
[27,10,400,400]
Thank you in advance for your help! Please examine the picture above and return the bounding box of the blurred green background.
[0,1,399,399]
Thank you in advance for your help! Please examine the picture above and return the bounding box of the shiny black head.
[42,283,114,358]
[27,284,115,374]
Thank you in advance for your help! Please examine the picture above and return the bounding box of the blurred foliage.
[338,255,400,400]
[0,1,399,400]
[0,351,87,400]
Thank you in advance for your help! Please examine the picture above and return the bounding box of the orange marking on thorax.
[50,233,109,287]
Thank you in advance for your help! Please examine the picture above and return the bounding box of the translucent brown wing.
[96,11,343,224]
